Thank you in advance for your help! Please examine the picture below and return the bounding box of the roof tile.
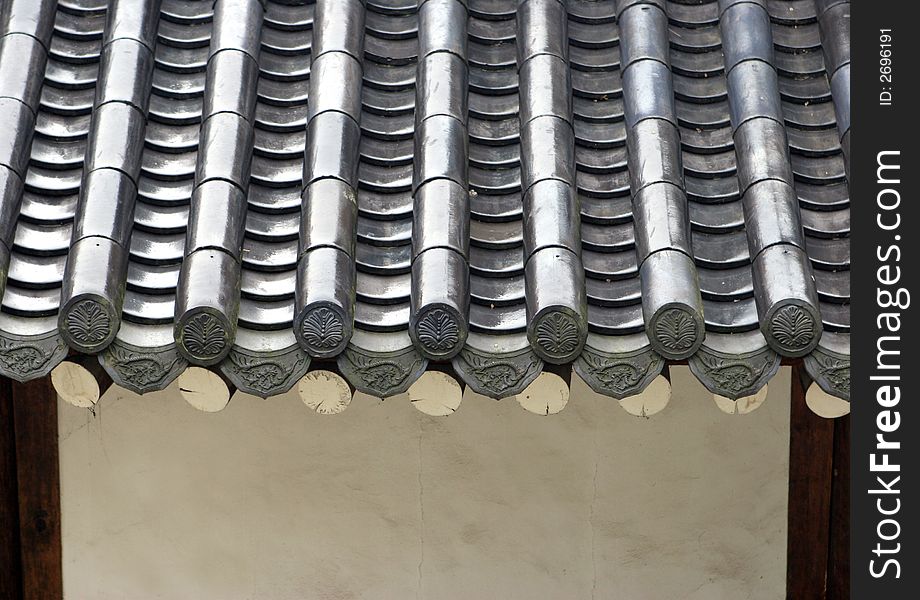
[0,0,850,402]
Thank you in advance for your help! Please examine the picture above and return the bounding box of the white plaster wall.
[58,366,790,599]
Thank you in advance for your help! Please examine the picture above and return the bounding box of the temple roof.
[0,0,850,403]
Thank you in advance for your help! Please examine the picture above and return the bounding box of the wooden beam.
[299,367,354,415]
[51,355,113,408]
[177,366,236,413]
[786,365,835,600]
[0,377,23,599]
[515,370,571,415]
[11,376,63,600]
[826,415,850,599]
[408,370,464,416]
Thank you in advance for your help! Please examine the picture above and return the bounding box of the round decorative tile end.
[296,304,350,359]
[176,310,232,366]
[60,296,118,354]
[648,305,704,360]
[411,305,466,360]
[764,302,821,358]
[528,308,586,364]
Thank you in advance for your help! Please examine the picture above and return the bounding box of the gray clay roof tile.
[0,0,850,402]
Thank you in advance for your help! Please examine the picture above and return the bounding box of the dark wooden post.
[2,376,64,600]
[826,415,850,599]
[786,364,834,599]
[51,355,113,408]
[1,377,24,598]
[786,364,849,600]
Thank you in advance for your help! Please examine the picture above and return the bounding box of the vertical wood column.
[0,377,23,598]
[3,376,63,600]
[827,415,850,599]
[787,364,835,599]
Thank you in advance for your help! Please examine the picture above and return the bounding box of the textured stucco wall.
[58,366,790,599]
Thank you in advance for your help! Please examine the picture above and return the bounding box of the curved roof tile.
[0,0,850,404]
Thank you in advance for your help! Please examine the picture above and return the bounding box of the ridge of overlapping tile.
[0,0,100,381]
[0,0,850,404]
[218,0,313,397]
[770,0,850,401]
[95,0,207,394]
[322,0,430,398]
[566,0,662,399]
[450,0,544,398]
[669,0,779,400]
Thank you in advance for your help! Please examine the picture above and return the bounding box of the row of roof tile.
[0,0,850,403]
